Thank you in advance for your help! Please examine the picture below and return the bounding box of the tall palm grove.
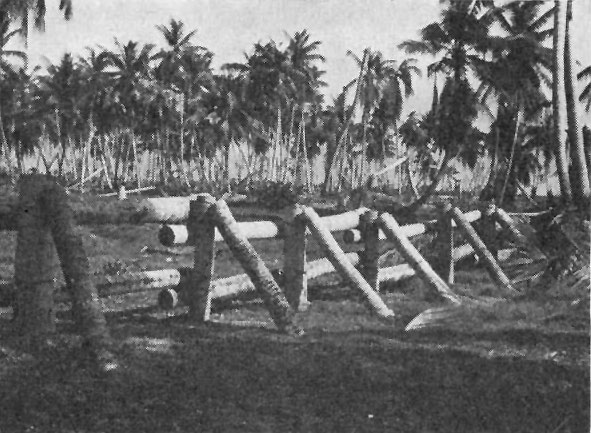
[0,0,590,208]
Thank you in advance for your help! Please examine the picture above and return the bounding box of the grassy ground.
[0,194,588,433]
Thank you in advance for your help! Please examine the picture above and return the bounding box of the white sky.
[16,0,591,123]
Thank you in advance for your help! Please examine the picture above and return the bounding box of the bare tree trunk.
[564,0,591,201]
[553,0,573,202]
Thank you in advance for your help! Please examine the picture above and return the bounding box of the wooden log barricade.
[445,204,518,297]
[301,206,396,322]
[342,209,482,244]
[360,210,380,292]
[207,198,298,333]
[377,212,463,305]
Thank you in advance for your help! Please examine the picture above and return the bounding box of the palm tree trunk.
[0,106,14,176]
[406,152,453,213]
[499,107,523,206]
[564,0,590,201]
[553,0,573,203]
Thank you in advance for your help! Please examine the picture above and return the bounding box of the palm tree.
[103,39,155,186]
[474,0,554,204]
[552,0,572,202]
[399,0,491,209]
[564,0,590,201]
[0,16,25,172]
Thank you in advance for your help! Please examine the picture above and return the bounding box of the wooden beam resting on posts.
[187,194,217,321]
[282,204,309,311]
[361,210,380,292]
[210,199,298,334]
[445,204,518,296]
[159,207,370,246]
[377,212,463,305]
[342,209,482,244]
[301,206,395,322]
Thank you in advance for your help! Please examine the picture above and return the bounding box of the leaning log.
[377,212,463,304]
[301,206,396,322]
[43,179,114,354]
[446,205,518,296]
[210,199,298,334]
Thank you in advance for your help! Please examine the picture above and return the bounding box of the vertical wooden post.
[211,200,298,334]
[377,212,462,305]
[444,213,455,284]
[186,194,217,322]
[360,210,380,292]
[429,207,455,284]
[301,206,396,321]
[478,203,498,260]
[13,175,59,341]
[282,204,309,311]
[446,204,517,296]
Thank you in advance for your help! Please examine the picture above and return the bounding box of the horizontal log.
[343,209,482,244]
[159,207,370,246]
[138,194,252,223]
[159,220,281,246]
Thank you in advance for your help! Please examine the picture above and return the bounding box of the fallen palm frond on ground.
[406,206,590,332]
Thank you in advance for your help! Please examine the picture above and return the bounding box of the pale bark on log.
[138,194,249,223]
[301,206,395,322]
[377,212,463,305]
[159,220,280,246]
[211,199,297,333]
[446,205,517,296]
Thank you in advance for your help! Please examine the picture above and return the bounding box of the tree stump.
[42,179,116,369]
[13,175,60,344]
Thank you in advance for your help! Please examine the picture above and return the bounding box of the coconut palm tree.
[474,0,554,204]
[564,0,590,201]
[399,0,492,209]
[552,0,572,202]
[0,16,25,171]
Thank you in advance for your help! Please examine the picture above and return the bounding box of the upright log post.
[445,204,517,296]
[377,212,462,304]
[186,194,217,321]
[300,206,395,322]
[13,175,59,342]
[42,179,117,370]
[282,204,309,311]
[211,199,298,334]
[360,210,380,292]
[478,203,499,260]
[428,207,455,284]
